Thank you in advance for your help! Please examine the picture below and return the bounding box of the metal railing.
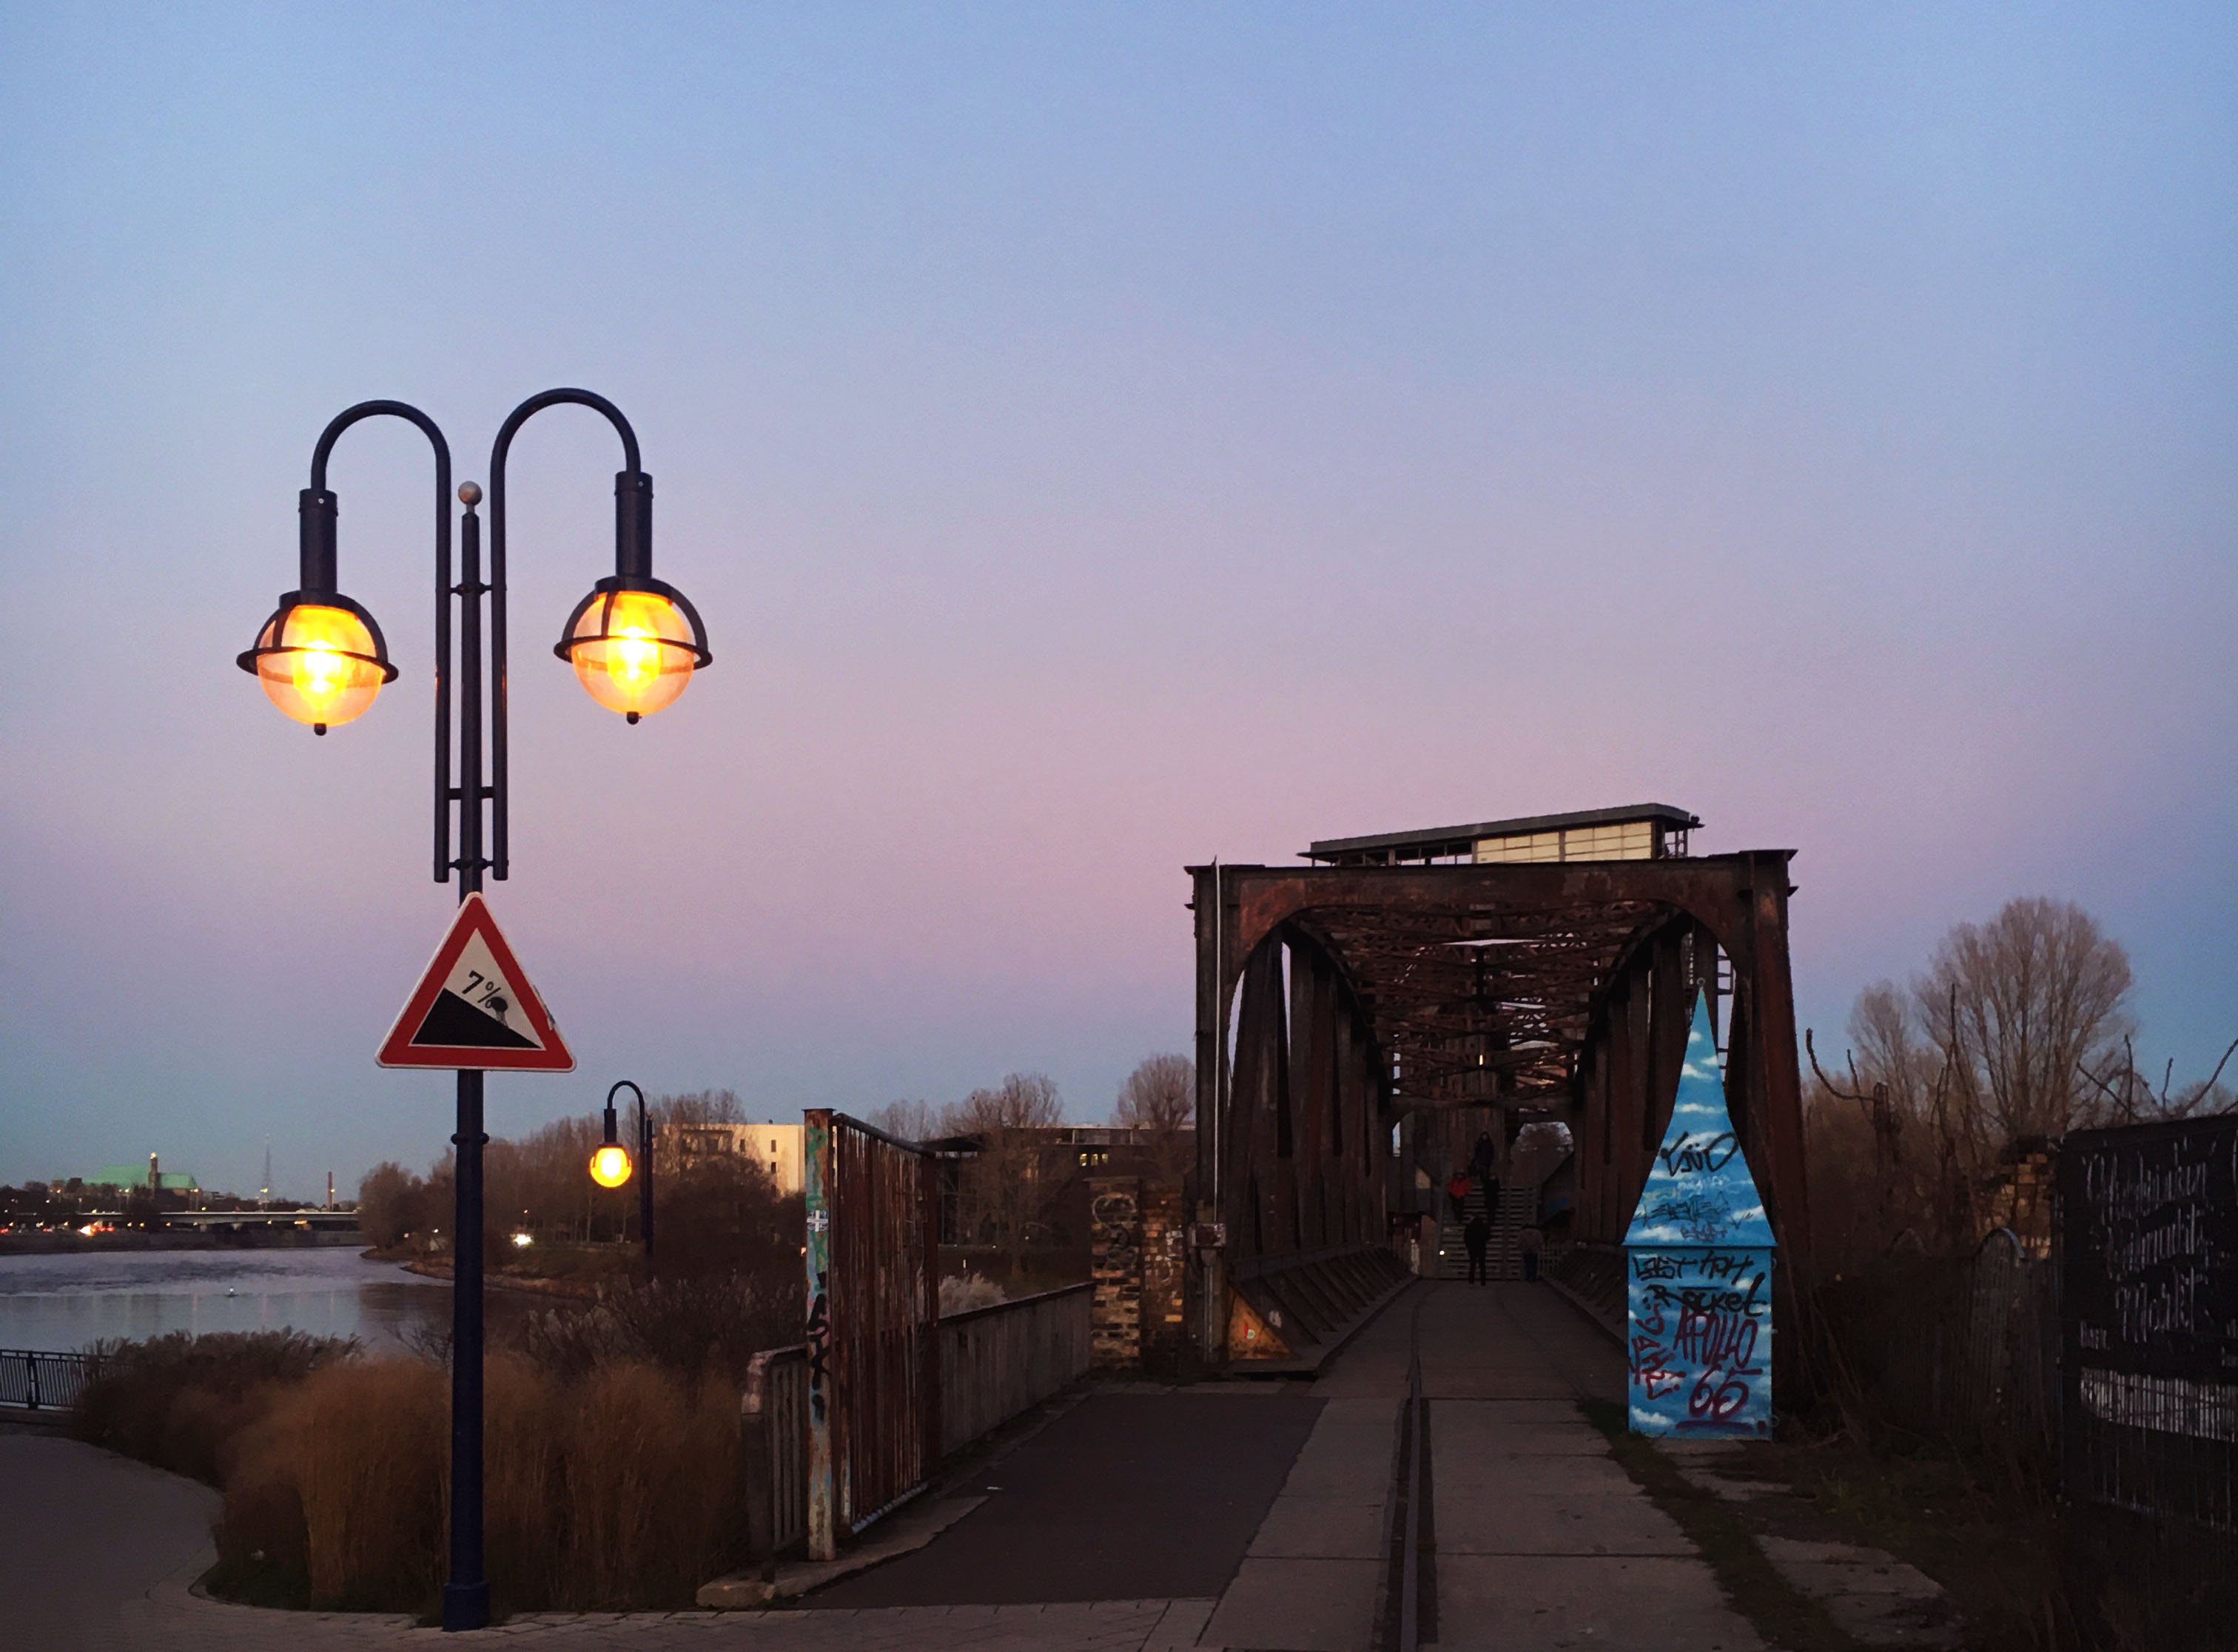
[740,1346,810,1564]
[937,1283,1091,1455]
[738,1284,1096,1568]
[0,1349,93,1412]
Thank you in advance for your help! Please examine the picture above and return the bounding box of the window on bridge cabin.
[1472,819,1656,862]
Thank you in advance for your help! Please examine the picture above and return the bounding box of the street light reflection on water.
[0,1248,535,1355]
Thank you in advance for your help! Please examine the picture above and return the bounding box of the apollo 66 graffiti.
[1624,993,1776,1437]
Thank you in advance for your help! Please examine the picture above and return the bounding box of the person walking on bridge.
[1519,1221,1544,1283]
[1469,1131,1497,1182]
[1462,1210,1491,1285]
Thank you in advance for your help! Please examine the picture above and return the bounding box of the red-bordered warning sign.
[376,893,575,1072]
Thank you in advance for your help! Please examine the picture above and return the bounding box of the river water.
[0,1247,461,1355]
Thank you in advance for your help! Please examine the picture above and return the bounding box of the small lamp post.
[588,1079,653,1264]
[240,391,710,1633]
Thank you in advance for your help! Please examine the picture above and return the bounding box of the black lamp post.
[239,390,711,1633]
[591,1079,654,1265]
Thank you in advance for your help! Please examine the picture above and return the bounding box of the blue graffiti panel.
[1627,1245,1773,1435]
[1624,995,1772,1249]
[1625,991,1776,1435]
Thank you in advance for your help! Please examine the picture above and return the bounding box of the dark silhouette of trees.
[1112,1053,1194,1176]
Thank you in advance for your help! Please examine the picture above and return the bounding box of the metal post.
[639,1090,654,1266]
[443,494,490,1633]
[446,1070,488,1629]
[802,1109,836,1560]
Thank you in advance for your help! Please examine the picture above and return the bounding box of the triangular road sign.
[377,893,575,1072]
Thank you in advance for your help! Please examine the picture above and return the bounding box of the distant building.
[659,1122,804,1195]
[90,1163,199,1193]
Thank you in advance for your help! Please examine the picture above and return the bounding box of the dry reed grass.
[208,1352,741,1613]
[557,1362,739,1608]
[293,1358,448,1607]
[72,1329,352,1484]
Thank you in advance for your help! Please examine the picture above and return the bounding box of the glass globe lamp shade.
[238,599,396,731]
[557,585,703,720]
[588,1143,634,1189]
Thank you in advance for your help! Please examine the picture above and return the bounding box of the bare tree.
[944,1072,1063,1135]
[1808,898,2148,1260]
[868,1099,939,1141]
[1113,1054,1194,1178]
[1113,1054,1193,1132]
[652,1088,747,1127]
[1917,896,2133,1145]
[944,1074,1062,1279]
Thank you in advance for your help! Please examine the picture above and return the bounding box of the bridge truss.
[1189,852,1809,1369]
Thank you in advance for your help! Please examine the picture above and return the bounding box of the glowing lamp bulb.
[563,588,696,719]
[588,1144,634,1189]
[248,603,390,729]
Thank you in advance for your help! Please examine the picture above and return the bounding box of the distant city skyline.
[4,6,2234,1196]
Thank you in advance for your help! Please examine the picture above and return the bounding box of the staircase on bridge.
[1434,1178,1537,1280]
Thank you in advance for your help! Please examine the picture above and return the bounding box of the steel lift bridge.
[1188,805,1810,1387]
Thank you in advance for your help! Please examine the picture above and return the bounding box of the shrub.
[290,1359,448,1608]
[73,1330,355,1484]
[206,1352,742,1613]
[511,1272,802,1384]
[558,1362,739,1608]
[940,1273,1007,1314]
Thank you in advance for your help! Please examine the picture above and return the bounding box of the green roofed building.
[90,1163,199,1192]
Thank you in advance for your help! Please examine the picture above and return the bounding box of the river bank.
[1,1230,362,1256]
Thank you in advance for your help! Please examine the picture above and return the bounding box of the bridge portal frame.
[1189,853,1809,1369]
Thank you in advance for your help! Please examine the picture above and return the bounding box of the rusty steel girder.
[1189,853,1809,1280]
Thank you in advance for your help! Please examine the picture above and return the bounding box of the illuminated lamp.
[235,486,397,733]
[555,580,708,722]
[588,1141,633,1189]
[551,469,710,722]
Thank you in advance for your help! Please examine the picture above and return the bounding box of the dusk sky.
[3,5,2233,1198]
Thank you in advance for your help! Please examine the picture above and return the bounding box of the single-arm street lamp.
[588,1078,654,1265]
[238,390,710,1632]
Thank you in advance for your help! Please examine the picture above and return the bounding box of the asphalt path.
[807,1390,1325,1608]
[1,1423,221,1652]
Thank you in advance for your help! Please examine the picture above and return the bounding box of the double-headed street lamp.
[240,390,710,1632]
[588,1078,654,1264]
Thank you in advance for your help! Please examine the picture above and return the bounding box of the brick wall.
[1090,1175,1188,1370]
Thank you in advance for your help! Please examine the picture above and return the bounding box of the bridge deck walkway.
[1405,1281,1762,1652]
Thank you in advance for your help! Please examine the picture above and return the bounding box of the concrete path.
[1414,1283,1763,1652]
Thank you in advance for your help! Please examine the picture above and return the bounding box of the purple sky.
[3,5,2234,1198]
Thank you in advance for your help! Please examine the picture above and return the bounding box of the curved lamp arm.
[306,401,457,884]
[485,389,645,881]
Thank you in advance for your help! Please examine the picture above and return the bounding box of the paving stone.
[1436,1485,1697,1558]
[1434,1554,1766,1651]
[1203,1556,1385,1651]
[1755,1537,1963,1648]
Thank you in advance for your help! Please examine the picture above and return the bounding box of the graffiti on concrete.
[1625,992,1775,1436]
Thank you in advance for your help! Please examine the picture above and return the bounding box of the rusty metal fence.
[803,1110,940,1559]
